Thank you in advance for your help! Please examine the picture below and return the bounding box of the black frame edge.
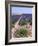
[5,2,8,45]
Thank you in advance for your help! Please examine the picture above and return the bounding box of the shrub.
[10,22,15,30]
[19,19,27,26]
[14,28,28,38]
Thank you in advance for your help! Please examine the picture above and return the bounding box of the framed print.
[5,1,37,45]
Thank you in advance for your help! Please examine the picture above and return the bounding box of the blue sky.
[11,7,32,15]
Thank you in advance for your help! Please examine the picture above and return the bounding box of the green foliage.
[12,20,16,24]
[14,28,28,38]
[19,19,27,26]
[29,19,32,25]
[19,18,32,26]
[10,22,15,30]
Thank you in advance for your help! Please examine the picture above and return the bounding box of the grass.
[14,28,28,38]
[19,19,32,26]
[19,19,27,26]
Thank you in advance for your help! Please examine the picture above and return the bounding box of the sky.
[11,7,32,15]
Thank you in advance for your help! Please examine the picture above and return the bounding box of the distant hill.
[10,14,32,21]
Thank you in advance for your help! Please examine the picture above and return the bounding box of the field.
[10,14,32,38]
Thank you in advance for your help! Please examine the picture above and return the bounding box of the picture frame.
[5,1,37,45]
